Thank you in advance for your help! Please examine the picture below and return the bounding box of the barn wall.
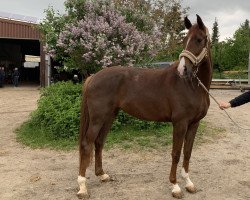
[0,18,40,40]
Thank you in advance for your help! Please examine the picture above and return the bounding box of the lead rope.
[196,76,250,131]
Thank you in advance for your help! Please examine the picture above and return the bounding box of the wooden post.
[45,54,51,86]
[40,42,45,87]
[248,52,250,85]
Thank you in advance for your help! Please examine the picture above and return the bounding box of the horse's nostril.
[184,66,187,71]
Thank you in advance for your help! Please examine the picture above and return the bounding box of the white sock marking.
[77,176,88,195]
[172,183,181,193]
[99,173,110,181]
[181,168,194,188]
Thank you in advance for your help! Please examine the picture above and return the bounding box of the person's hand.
[219,101,231,110]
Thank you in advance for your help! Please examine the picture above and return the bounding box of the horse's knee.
[80,142,92,155]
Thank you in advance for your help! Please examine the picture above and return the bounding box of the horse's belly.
[120,102,170,122]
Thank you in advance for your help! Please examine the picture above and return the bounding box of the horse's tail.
[79,76,93,166]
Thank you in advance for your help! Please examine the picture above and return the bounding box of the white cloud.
[182,0,250,41]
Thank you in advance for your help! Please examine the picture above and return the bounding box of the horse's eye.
[197,38,202,43]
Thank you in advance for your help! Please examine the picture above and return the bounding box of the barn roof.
[0,17,40,40]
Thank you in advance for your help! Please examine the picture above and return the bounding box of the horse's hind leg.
[170,121,188,199]
[95,115,116,182]
[181,122,199,193]
[78,122,103,199]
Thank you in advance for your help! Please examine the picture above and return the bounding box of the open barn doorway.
[0,38,40,86]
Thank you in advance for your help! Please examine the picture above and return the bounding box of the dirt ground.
[0,86,249,200]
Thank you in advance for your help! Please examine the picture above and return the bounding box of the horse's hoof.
[185,185,197,193]
[100,174,111,182]
[172,191,184,199]
[77,191,90,199]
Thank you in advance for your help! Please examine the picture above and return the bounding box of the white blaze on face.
[178,34,192,76]
[185,36,191,50]
[177,57,186,76]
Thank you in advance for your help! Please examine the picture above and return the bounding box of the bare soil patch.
[0,87,249,200]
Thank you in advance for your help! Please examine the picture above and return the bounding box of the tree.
[149,0,188,61]
[113,0,188,61]
[39,0,161,76]
[232,19,250,69]
[211,18,220,72]
[211,18,219,45]
[219,19,250,71]
[38,0,187,76]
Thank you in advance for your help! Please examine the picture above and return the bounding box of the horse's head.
[178,15,210,78]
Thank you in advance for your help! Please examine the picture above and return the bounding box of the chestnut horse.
[77,15,212,199]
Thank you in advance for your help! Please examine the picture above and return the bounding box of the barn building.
[0,12,50,87]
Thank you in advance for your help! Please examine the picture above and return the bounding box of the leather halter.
[179,28,210,67]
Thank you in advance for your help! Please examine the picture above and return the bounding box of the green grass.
[16,121,78,151]
[16,120,222,151]
[106,125,173,150]
[213,70,248,79]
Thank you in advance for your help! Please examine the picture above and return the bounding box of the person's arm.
[229,91,250,107]
[219,91,250,109]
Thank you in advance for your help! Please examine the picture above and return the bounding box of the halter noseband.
[179,48,208,67]
[179,28,210,67]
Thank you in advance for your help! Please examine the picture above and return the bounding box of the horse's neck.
[197,59,212,89]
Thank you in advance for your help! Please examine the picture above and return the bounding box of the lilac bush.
[47,0,161,74]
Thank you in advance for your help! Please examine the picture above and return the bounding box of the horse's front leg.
[181,121,199,193]
[170,121,188,199]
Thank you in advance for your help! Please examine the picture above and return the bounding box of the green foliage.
[16,121,77,150]
[31,81,82,140]
[213,19,250,71]
[154,1,188,61]
[213,69,248,79]
[211,18,219,45]
[211,18,220,71]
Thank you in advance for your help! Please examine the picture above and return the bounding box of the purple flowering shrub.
[46,0,161,74]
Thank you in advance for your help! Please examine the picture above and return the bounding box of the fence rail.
[211,79,250,91]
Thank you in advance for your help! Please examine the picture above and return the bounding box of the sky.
[0,0,249,41]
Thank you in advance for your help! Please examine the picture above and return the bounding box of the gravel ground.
[0,86,249,200]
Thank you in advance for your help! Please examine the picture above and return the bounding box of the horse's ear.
[184,16,192,29]
[196,14,205,30]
